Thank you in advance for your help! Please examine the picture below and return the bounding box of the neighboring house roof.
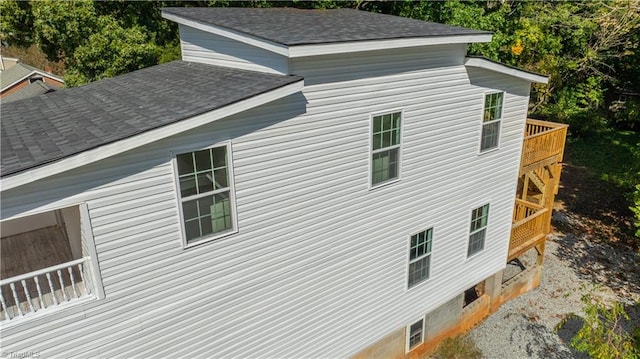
[162,7,493,57]
[0,56,20,71]
[1,61,303,185]
[1,80,57,103]
[464,56,548,84]
[0,62,64,92]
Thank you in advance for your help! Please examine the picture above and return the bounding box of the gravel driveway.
[468,214,639,359]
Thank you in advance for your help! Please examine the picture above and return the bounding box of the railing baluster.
[57,270,69,301]
[0,289,10,320]
[9,283,24,316]
[0,258,91,319]
[78,263,88,295]
[34,276,46,309]
[68,267,79,298]
[21,280,35,313]
[46,272,59,305]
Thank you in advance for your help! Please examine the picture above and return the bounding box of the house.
[0,61,64,99]
[0,8,567,358]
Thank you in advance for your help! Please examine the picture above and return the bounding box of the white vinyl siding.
[371,111,401,186]
[179,25,289,74]
[480,92,504,151]
[175,145,235,245]
[468,204,489,257]
[0,44,532,358]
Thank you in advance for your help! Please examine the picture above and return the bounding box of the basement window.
[175,144,237,246]
[407,318,424,351]
[480,92,503,151]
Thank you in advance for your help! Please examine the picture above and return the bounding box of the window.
[468,204,490,257]
[480,92,503,151]
[408,228,433,288]
[407,319,424,350]
[371,111,401,186]
[175,145,235,245]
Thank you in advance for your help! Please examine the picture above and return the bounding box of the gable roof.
[1,80,57,103]
[1,61,303,189]
[0,62,63,92]
[162,7,493,57]
[464,56,549,84]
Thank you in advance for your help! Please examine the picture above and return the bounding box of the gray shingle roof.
[162,7,491,46]
[1,61,302,177]
[1,80,57,103]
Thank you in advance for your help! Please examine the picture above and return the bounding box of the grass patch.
[558,128,640,245]
[431,335,482,359]
[565,129,640,192]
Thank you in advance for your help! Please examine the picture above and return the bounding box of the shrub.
[570,293,639,359]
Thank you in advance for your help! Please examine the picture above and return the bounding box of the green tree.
[571,293,639,359]
[0,0,34,47]
[31,0,98,62]
[64,16,160,86]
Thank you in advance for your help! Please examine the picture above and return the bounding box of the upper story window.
[371,111,401,186]
[468,204,490,257]
[480,92,504,152]
[175,144,236,246]
[408,228,433,288]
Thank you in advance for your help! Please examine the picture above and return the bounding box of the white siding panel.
[179,25,289,74]
[0,47,532,358]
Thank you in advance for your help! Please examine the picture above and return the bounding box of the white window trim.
[466,202,491,259]
[406,227,434,291]
[478,91,504,154]
[406,317,425,352]
[171,141,239,249]
[368,108,404,190]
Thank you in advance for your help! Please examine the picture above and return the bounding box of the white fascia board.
[162,12,290,57]
[288,34,493,58]
[464,57,548,84]
[31,70,64,83]
[0,80,304,191]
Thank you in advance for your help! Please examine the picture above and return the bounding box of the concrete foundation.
[351,260,543,359]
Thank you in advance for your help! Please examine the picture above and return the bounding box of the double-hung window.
[175,145,235,245]
[371,112,401,186]
[480,92,504,151]
[468,204,490,257]
[408,228,433,288]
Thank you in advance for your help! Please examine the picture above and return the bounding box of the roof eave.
[464,57,548,84]
[288,34,492,58]
[0,79,304,191]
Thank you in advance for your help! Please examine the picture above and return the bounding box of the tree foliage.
[570,293,640,359]
[64,16,160,86]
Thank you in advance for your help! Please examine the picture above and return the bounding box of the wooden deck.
[1,226,74,280]
[508,119,567,261]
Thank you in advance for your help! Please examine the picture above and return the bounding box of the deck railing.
[508,199,549,261]
[521,119,568,169]
[0,257,91,321]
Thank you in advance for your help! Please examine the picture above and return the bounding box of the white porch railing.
[0,257,92,321]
